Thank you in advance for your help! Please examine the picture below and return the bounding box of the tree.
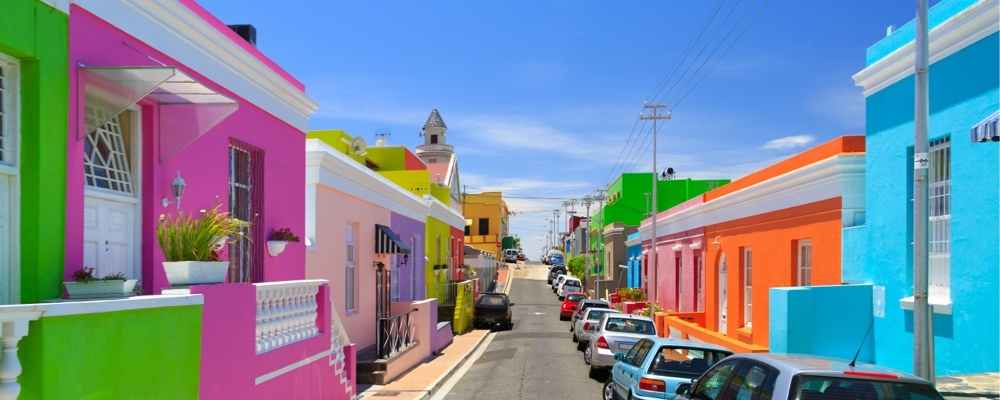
[568,255,586,278]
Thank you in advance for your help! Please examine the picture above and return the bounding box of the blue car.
[604,337,731,400]
[548,254,565,266]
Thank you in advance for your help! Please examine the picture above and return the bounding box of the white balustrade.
[255,280,324,354]
[0,311,42,400]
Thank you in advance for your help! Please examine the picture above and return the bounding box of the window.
[430,135,438,144]
[742,247,752,328]
[478,218,490,235]
[695,252,704,311]
[797,240,812,286]
[84,108,134,194]
[411,236,418,298]
[229,144,261,283]
[464,224,470,236]
[790,374,943,400]
[928,138,951,300]
[732,363,778,400]
[648,346,731,378]
[692,359,740,400]
[627,339,653,366]
[0,54,16,166]
[674,252,682,309]
[391,256,400,301]
[604,317,656,335]
[345,223,357,311]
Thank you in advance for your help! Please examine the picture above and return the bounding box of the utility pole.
[913,0,934,382]
[641,102,670,304]
[583,196,593,289]
[552,209,560,250]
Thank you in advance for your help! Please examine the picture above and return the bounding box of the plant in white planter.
[64,268,138,299]
[157,205,243,286]
[266,227,300,257]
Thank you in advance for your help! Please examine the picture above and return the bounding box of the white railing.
[255,280,324,354]
[0,311,42,400]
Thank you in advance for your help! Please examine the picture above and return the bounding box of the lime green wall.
[425,217,451,300]
[366,147,405,170]
[308,129,369,164]
[0,0,69,303]
[380,170,431,196]
[430,183,450,204]
[18,305,202,399]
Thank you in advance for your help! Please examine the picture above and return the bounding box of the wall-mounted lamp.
[161,171,186,209]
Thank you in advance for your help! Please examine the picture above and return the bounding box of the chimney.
[227,24,257,46]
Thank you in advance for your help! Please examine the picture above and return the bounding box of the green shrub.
[567,255,586,278]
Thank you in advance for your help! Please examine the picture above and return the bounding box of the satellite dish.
[351,137,367,156]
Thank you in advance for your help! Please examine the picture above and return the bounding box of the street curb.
[419,331,494,400]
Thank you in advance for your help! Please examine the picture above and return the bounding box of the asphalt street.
[442,263,604,400]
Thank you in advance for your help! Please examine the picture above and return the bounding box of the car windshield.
[477,295,506,306]
[604,317,655,334]
[791,375,944,400]
[566,293,586,302]
[586,309,613,321]
[648,346,730,378]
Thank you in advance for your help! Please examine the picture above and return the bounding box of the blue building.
[845,0,999,376]
[625,232,642,288]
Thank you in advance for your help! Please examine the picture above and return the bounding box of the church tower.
[416,108,454,164]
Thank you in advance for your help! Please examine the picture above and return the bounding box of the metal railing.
[377,310,417,359]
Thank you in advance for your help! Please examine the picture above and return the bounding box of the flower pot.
[267,240,288,257]
[163,261,229,286]
[64,279,138,299]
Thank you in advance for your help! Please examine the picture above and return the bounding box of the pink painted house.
[639,196,707,312]
[57,1,354,398]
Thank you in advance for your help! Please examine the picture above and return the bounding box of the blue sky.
[205,0,927,259]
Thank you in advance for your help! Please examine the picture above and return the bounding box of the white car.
[573,307,615,349]
[585,313,657,378]
[557,278,583,300]
[551,274,569,292]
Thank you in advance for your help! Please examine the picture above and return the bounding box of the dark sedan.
[473,292,514,330]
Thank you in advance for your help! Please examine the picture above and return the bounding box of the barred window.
[928,138,951,300]
[346,223,357,311]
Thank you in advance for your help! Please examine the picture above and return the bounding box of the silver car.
[585,313,657,378]
[573,307,615,349]
[674,353,945,400]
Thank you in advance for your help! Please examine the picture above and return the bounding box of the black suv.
[547,266,567,284]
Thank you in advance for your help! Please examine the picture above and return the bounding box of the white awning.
[80,66,238,161]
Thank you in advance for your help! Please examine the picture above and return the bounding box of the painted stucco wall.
[17,305,202,399]
[0,0,68,303]
[380,170,431,197]
[647,228,705,313]
[850,31,999,375]
[703,198,845,347]
[192,283,345,400]
[391,211,426,301]
[769,284,874,363]
[626,233,642,288]
[425,217,451,300]
[65,6,307,293]
[307,185,389,351]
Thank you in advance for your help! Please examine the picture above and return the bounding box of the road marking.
[533,312,545,316]
[428,331,497,400]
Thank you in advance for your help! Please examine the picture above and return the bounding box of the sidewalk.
[938,372,1000,400]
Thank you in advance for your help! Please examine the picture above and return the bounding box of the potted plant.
[64,268,138,299]
[267,227,300,256]
[157,205,243,286]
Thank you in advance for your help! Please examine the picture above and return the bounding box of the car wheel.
[572,334,578,342]
[576,340,586,351]
[584,346,592,364]
[603,381,617,400]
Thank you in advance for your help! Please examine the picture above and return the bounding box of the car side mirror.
[676,381,694,395]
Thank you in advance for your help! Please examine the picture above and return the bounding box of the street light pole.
[913,0,934,382]
[583,196,593,290]
[641,103,670,304]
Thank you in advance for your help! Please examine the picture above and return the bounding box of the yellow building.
[463,192,509,257]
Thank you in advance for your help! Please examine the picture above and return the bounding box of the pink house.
[57,1,354,398]
[640,196,706,312]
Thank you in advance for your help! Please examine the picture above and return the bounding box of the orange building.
[640,136,865,350]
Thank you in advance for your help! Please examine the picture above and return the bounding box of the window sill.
[899,295,952,315]
[735,326,753,340]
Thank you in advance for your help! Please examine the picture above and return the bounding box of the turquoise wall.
[769,284,874,363]
[847,30,999,375]
[626,232,642,288]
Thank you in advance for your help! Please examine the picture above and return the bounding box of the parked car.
[504,249,519,263]
[558,278,583,300]
[672,353,945,400]
[573,307,615,349]
[473,292,514,330]
[548,266,567,284]
[603,337,731,400]
[552,274,570,292]
[570,299,611,332]
[517,253,526,261]
[585,314,657,378]
[549,253,565,267]
[559,292,587,321]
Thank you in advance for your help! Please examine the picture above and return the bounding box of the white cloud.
[761,134,815,150]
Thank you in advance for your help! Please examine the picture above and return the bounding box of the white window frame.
[345,223,357,312]
[797,239,812,286]
[742,247,752,328]
[0,52,20,304]
[927,138,951,301]
[695,251,704,312]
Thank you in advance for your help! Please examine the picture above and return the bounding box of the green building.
[1,0,69,304]
[588,174,729,275]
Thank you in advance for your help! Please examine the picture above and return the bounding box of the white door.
[718,253,728,335]
[0,174,13,303]
[83,109,140,279]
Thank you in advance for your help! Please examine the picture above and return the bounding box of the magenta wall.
[193,283,352,400]
[65,6,306,293]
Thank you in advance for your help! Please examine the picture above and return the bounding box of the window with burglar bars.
[928,137,951,300]
[345,223,357,311]
[391,255,400,302]
[797,239,812,286]
[84,107,134,194]
[228,144,261,283]
[742,247,752,328]
[0,55,15,166]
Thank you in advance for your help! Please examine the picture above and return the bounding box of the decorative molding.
[72,0,318,131]
[853,0,999,96]
[427,196,465,229]
[254,349,332,385]
[0,294,203,317]
[639,155,865,239]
